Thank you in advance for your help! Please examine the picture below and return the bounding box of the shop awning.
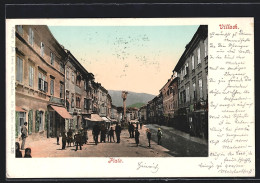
[85,114,104,122]
[50,105,72,119]
[102,117,111,122]
[16,106,26,112]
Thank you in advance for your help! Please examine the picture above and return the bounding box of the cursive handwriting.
[137,161,159,173]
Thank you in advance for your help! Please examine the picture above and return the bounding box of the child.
[24,148,32,158]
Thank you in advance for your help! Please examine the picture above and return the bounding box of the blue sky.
[49,25,199,95]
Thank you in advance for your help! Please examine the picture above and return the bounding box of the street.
[146,124,208,157]
[19,124,207,157]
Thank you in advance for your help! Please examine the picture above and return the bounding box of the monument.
[121,91,128,123]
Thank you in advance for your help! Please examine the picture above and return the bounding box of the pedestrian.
[108,127,115,142]
[115,123,121,143]
[130,123,135,138]
[135,127,140,146]
[21,122,28,150]
[74,131,82,151]
[67,129,73,147]
[157,128,163,145]
[15,142,22,158]
[100,124,106,143]
[140,122,143,129]
[136,123,139,129]
[146,129,152,147]
[128,122,131,138]
[24,148,32,158]
[62,132,67,150]
[83,128,88,144]
[57,129,60,145]
[93,123,100,145]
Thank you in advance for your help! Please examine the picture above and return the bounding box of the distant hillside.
[108,90,155,107]
[127,103,146,109]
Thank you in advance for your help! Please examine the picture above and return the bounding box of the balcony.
[49,96,64,105]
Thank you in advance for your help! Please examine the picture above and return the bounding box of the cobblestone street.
[18,125,172,157]
[18,124,207,157]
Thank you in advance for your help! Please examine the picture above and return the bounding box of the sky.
[49,25,199,95]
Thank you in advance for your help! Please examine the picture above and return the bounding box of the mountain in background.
[108,90,155,107]
[127,103,146,109]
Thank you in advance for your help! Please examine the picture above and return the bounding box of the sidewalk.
[17,126,172,157]
[147,124,208,145]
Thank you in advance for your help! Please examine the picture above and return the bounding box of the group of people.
[92,123,122,145]
[145,128,163,147]
[128,122,163,148]
[15,122,32,158]
[15,142,32,158]
[57,128,89,151]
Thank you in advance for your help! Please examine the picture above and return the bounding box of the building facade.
[15,25,70,140]
[173,25,208,138]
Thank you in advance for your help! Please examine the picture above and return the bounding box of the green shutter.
[28,110,33,134]
[35,110,39,133]
[45,111,49,131]
[15,112,19,138]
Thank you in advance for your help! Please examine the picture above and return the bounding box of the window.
[28,27,34,46]
[66,68,70,80]
[16,56,23,83]
[76,96,81,108]
[204,40,207,57]
[38,71,47,92]
[71,71,75,83]
[76,75,81,87]
[186,85,190,102]
[66,90,69,99]
[50,79,54,95]
[84,80,87,91]
[29,64,34,87]
[18,112,25,136]
[199,78,203,99]
[60,83,64,98]
[71,93,75,108]
[39,111,44,132]
[197,47,201,64]
[40,42,44,57]
[192,55,195,70]
[17,25,23,35]
[193,82,196,100]
[84,98,87,109]
[50,52,55,65]
[59,62,64,73]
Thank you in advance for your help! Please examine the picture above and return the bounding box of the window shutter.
[35,110,39,133]
[44,81,48,93]
[38,78,42,90]
[32,30,34,46]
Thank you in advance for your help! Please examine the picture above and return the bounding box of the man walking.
[146,128,151,147]
[115,123,121,143]
[135,127,140,146]
[93,124,100,145]
[74,131,82,151]
[21,122,28,150]
[157,128,163,145]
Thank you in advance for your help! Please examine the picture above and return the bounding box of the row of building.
[15,25,122,140]
[139,25,208,139]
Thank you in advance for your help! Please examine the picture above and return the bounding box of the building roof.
[173,25,208,72]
